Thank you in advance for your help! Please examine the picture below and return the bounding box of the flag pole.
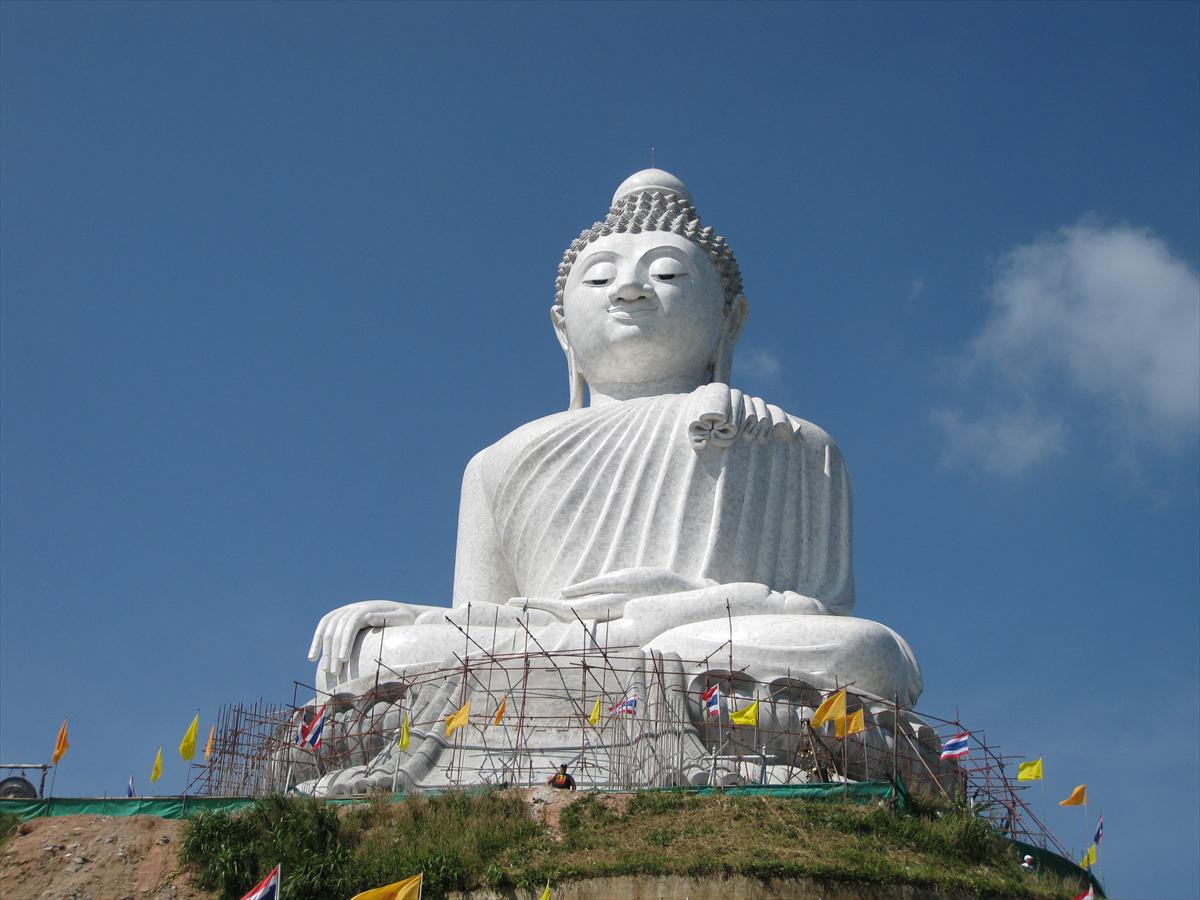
[1082,799,1088,866]
[864,722,870,782]
[891,695,899,790]
[753,687,761,785]
[842,726,848,798]
[1039,775,1046,847]
[840,682,847,799]
[48,715,65,799]
[391,711,402,795]
[726,599,738,781]
[181,706,198,799]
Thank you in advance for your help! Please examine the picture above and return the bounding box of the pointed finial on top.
[612,168,692,206]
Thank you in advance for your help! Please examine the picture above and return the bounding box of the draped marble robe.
[332,384,922,706]
[454,382,853,613]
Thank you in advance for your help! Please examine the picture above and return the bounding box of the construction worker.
[547,763,576,790]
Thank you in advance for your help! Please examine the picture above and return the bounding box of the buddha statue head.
[553,169,749,408]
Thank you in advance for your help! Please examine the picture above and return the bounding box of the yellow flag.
[204,724,215,762]
[179,714,199,761]
[445,700,470,736]
[838,707,865,737]
[539,879,551,900]
[1017,757,1043,781]
[149,746,163,783]
[1058,784,1087,806]
[1081,844,1096,868]
[51,718,70,765]
[493,697,507,726]
[399,714,411,752]
[729,699,759,726]
[587,697,601,726]
[351,873,423,900]
[811,688,847,729]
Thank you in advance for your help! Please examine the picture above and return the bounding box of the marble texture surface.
[303,169,926,790]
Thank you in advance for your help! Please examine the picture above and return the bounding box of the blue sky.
[2,2,1196,896]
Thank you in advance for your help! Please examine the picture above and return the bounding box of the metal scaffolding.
[189,631,1072,859]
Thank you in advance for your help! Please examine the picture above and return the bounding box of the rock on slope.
[0,814,213,900]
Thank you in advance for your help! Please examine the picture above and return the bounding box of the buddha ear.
[712,294,749,385]
[551,305,569,353]
[550,306,587,410]
[727,293,749,343]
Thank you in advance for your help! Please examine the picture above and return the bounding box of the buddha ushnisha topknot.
[555,190,743,310]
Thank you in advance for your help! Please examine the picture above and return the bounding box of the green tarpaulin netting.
[0,795,371,821]
[0,782,903,822]
[694,781,903,806]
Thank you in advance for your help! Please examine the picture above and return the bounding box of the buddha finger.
[728,388,745,433]
[307,615,329,662]
[748,396,770,440]
[332,611,366,669]
[325,611,356,673]
[560,572,627,598]
[319,609,344,660]
[310,608,340,662]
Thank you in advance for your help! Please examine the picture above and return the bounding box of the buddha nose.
[609,280,655,303]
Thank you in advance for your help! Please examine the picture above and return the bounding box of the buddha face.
[557,231,729,390]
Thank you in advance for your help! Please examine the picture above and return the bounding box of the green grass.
[0,812,18,847]
[179,790,1091,899]
[180,794,351,900]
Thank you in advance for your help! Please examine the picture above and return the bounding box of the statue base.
[278,646,956,798]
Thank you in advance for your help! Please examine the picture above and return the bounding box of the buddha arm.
[308,454,514,682]
[614,582,832,646]
[514,567,833,626]
[451,451,518,608]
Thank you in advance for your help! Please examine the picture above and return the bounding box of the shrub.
[181,796,351,899]
[0,812,19,846]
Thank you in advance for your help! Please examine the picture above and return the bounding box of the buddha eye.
[581,262,617,287]
[649,258,688,282]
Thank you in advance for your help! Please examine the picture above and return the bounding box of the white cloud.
[737,347,783,385]
[940,220,1199,475]
[976,222,1199,437]
[932,406,1067,476]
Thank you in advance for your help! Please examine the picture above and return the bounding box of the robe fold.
[453,385,855,615]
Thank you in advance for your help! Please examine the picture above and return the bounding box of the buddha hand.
[511,567,717,622]
[308,600,439,680]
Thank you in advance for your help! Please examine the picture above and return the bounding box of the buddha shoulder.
[683,382,840,454]
[460,406,582,486]
[461,386,842,490]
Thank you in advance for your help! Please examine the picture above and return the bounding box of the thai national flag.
[609,692,637,716]
[1093,814,1103,846]
[240,864,280,900]
[939,733,970,760]
[297,705,326,751]
[701,685,720,717]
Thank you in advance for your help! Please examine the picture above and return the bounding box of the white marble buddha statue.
[308,168,922,711]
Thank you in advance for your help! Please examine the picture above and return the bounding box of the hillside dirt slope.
[0,814,213,900]
[0,790,1069,900]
